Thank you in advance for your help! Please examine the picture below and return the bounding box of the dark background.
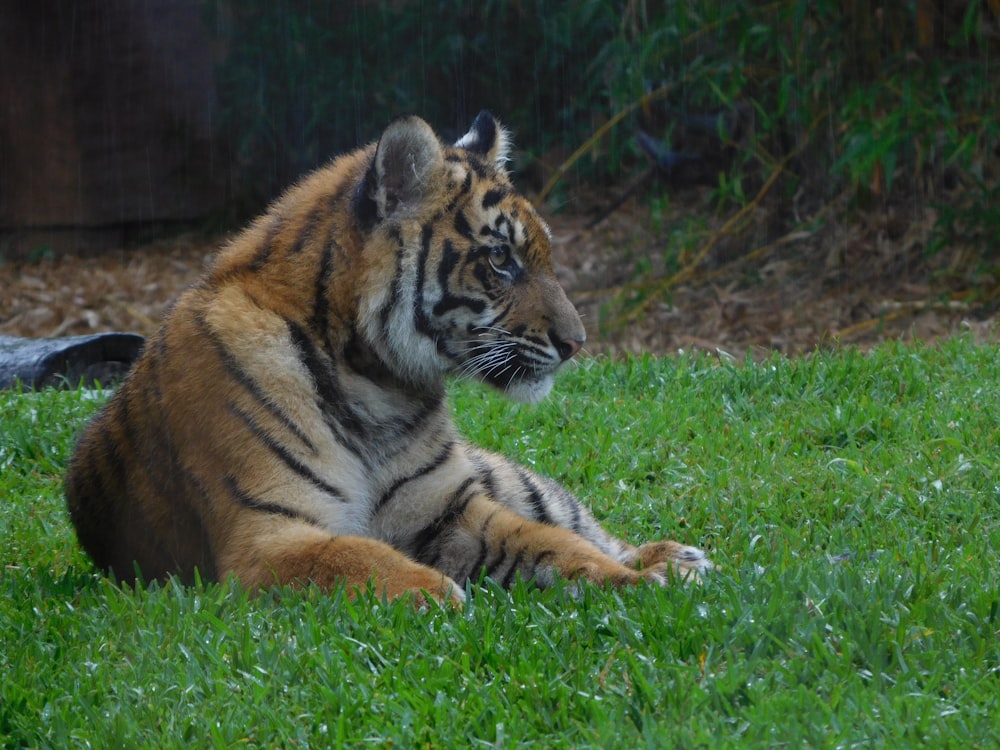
[1,1,997,271]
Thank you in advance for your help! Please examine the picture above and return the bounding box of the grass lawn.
[2,338,998,748]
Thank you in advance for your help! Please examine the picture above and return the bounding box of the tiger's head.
[356,112,585,404]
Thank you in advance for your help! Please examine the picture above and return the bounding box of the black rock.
[0,333,144,390]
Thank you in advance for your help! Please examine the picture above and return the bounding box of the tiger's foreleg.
[412,495,692,590]
[466,451,712,583]
[218,520,465,608]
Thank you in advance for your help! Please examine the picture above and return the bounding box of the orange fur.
[65,113,712,606]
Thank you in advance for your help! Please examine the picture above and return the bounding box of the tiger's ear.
[454,110,511,175]
[373,116,444,220]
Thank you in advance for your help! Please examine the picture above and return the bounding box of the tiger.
[64,111,712,607]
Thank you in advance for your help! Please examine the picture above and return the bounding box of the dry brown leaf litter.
[1,200,996,358]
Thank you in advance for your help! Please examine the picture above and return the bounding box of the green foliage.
[3,340,1000,747]
[209,1,998,266]
[206,0,622,206]
[570,1,999,237]
[0,387,104,574]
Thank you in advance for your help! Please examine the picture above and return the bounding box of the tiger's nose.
[550,330,585,361]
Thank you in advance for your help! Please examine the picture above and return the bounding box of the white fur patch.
[503,374,555,404]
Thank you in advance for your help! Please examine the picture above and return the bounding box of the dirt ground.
[1,189,997,358]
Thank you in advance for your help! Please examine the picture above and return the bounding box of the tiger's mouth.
[455,336,561,404]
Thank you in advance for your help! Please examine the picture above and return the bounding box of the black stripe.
[223,474,316,522]
[432,240,487,317]
[531,549,555,574]
[410,476,477,563]
[353,164,379,231]
[212,214,285,285]
[481,188,509,209]
[444,170,474,214]
[246,216,283,272]
[229,403,347,501]
[433,295,487,317]
[117,381,142,459]
[469,453,500,500]
[384,398,443,452]
[122,384,171,501]
[483,538,510,580]
[290,206,322,254]
[453,211,474,240]
[491,548,556,588]
[327,328,446,460]
[523,332,549,349]
[413,224,438,342]
[184,468,215,510]
[246,245,272,272]
[464,508,499,581]
[568,495,582,534]
[374,441,455,514]
[377,226,406,334]
[501,549,526,588]
[175,469,218,579]
[147,334,204,509]
[327,170,357,210]
[126,342,218,578]
[195,314,318,454]
[471,255,495,290]
[310,241,335,349]
[483,302,516,331]
[286,321,373,467]
[446,152,488,179]
[516,468,553,524]
[133,338,172,494]
[465,159,490,180]
[338,365,442,454]
[142,330,167,413]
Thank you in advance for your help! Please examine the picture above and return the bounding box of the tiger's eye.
[489,245,510,269]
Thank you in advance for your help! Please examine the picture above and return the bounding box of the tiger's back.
[66,112,711,603]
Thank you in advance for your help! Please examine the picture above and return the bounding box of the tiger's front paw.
[632,541,713,583]
[571,556,697,589]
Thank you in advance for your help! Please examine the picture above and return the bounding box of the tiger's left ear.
[454,111,512,175]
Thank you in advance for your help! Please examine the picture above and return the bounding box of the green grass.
[2,338,999,748]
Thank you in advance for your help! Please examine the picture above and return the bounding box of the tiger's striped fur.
[65,112,711,606]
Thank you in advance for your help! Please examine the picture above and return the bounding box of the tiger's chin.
[498,374,555,404]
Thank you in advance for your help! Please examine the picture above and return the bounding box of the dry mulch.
[2,193,997,358]
[549,195,999,357]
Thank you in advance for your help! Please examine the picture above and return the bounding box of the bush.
[205,0,621,207]
[208,1,999,255]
